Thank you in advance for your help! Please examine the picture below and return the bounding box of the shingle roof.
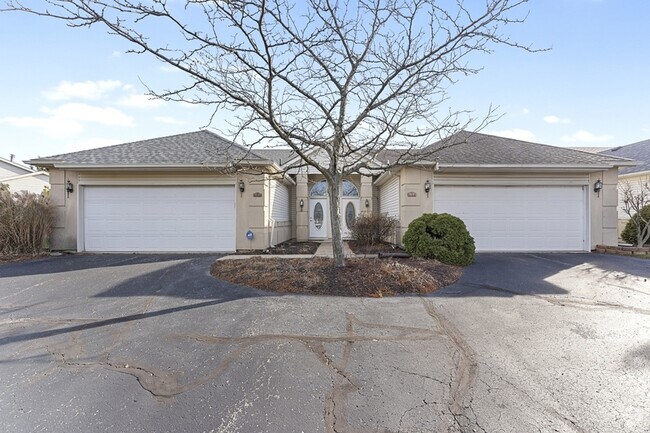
[27,130,270,167]
[601,139,650,175]
[252,149,297,166]
[414,131,630,167]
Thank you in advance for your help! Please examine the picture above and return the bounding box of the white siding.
[270,180,290,222]
[380,176,400,218]
[2,173,49,194]
[618,175,650,219]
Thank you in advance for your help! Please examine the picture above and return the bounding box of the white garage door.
[434,185,587,252]
[83,185,236,252]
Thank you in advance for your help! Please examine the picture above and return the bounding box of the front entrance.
[308,180,360,240]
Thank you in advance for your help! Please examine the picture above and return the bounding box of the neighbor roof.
[0,156,35,173]
[601,139,650,175]
[412,131,633,168]
[26,130,273,168]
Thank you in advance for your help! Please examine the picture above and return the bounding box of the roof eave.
[24,160,278,171]
[436,163,622,172]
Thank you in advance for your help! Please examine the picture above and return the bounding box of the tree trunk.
[328,177,345,268]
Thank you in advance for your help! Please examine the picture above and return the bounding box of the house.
[574,140,650,235]
[0,155,49,194]
[26,130,634,253]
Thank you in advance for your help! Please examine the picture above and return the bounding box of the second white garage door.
[434,185,587,252]
[83,185,236,252]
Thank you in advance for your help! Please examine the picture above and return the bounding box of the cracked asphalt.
[0,253,648,433]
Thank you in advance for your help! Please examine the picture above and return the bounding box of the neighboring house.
[26,130,633,253]
[0,156,49,194]
[600,139,650,234]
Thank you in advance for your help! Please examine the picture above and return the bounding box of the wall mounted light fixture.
[299,199,304,210]
[238,180,245,196]
[65,180,74,197]
[365,198,370,208]
[424,179,431,196]
[593,179,603,196]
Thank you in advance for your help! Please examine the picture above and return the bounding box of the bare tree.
[3,0,535,267]
[620,179,650,247]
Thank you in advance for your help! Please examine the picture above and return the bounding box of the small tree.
[620,179,650,247]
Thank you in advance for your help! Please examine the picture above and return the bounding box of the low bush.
[402,213,475,266]
[350,213,398,246]
[621,204,650,245]
[0,184,55,255]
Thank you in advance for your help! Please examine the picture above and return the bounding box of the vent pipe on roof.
[10,154,15,162]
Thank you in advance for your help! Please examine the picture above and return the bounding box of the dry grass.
[211,257,462,297]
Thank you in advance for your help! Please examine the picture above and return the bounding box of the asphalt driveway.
[0,253,648,433]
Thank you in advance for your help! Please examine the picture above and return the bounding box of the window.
[309,180,359,197]
[310,180,328,197]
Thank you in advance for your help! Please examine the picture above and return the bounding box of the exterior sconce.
[593,179,603,196]
[238,180,245,196]
[65,180,74,197]
[424,179,431,196]
[299,199,304,210]
[365,199,370,208]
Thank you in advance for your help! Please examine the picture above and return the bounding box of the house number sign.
[253,192,262,197]
[407,192,417,197]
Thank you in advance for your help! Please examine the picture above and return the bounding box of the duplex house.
[26,130,633,253]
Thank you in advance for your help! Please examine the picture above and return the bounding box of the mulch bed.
[347,241,406,255]
[231,240,320,255]
[211,257,462,297]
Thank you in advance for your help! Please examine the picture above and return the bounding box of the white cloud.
[544,115,571,125]
[43,80,123,101]
[118,94,165,109]
[522,108,530,115]
[562,130,613,143]
[1,103,134,138]
[154,116,186,125]
[0,115,83,138]
[43,103,134,126]
[488,128,536,142]
[111,51,122,58]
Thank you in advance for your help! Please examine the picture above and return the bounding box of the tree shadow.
[0,253,223,278]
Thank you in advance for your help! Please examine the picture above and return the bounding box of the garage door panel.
[434,186,586,252]
[83,185,235,252]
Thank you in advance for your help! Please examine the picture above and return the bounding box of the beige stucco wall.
[48,169,288,252]
[396,167,435,244]
[590,168,619,247]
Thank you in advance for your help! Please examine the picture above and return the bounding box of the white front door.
[341,198,360,239]
[309,198,329,239]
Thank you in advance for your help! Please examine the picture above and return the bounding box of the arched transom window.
[309,180,359,197]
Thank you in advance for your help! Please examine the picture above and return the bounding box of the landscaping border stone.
[595,244,650,257]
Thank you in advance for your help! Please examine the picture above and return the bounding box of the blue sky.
[0,0,648,165]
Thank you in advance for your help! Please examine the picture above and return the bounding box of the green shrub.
[621,205,650,245]
[402,213,475,266]
[350,213,398,246]
[0,184,55,255]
